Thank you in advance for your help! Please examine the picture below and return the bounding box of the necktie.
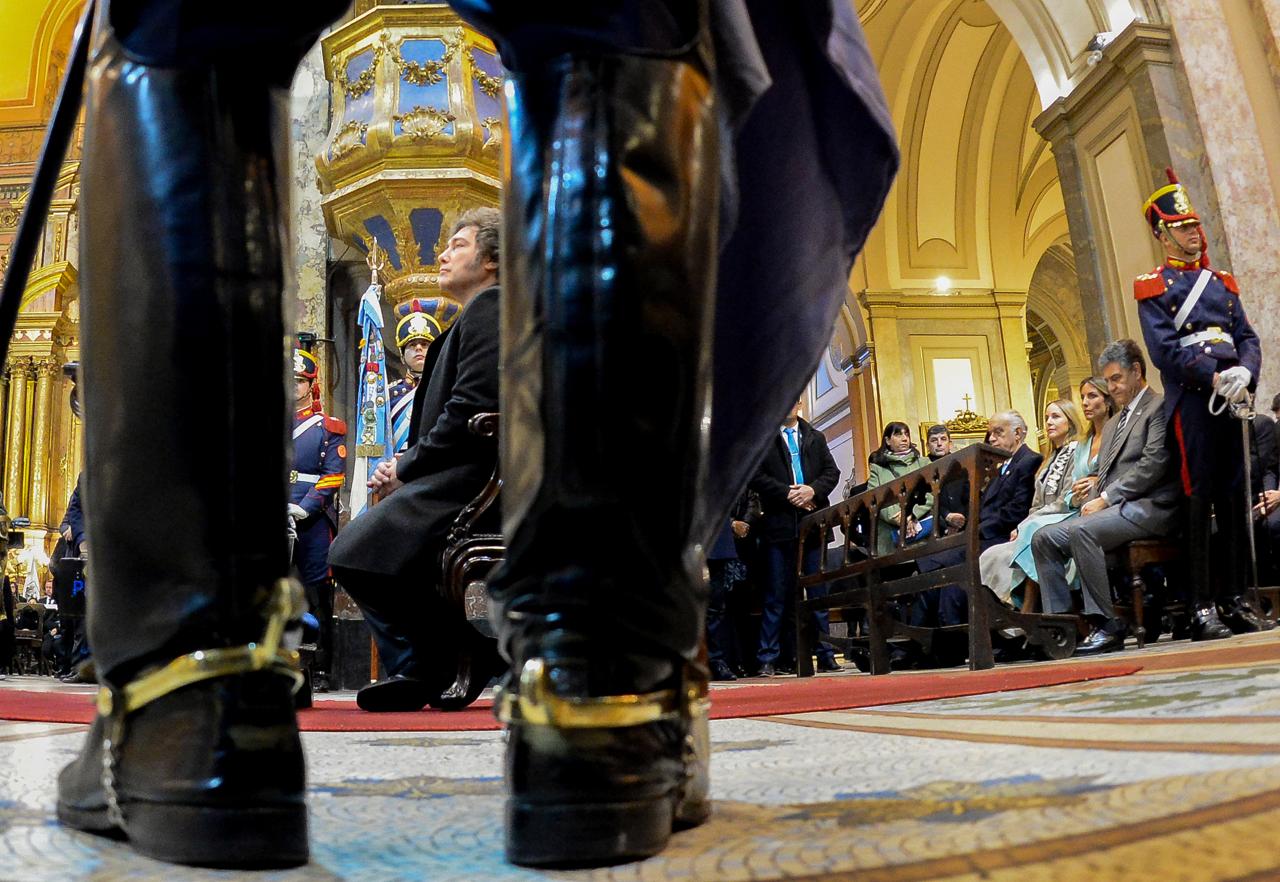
[785,428,805,483]
[1108,407,1130,458]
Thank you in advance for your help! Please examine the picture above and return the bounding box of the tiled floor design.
[2,632,1280,880]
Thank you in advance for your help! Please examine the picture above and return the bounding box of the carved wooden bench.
[796,444,1080,675]
[432,412,504,710]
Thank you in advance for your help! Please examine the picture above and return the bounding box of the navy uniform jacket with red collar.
[388,374,417,454]
[290,405,347,528]
[1135,258,1261,414]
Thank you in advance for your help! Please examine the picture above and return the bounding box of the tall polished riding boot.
[491,45,718,867]
[55,1,343,867]
[1187,497,1231,640]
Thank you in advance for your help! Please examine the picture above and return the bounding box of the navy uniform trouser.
[1170,388,1248,602]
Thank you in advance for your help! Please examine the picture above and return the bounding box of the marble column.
[1163,0,1280,403]
[1035,24,1228,353]
[859,292,908,431]
[1038,134,1114,357]
[3,358,31,515]
[993,292,1039,432]
[845,363,877,486]
[1253,0,1280,82]
[289,40,332,344]
[26,358,57,528]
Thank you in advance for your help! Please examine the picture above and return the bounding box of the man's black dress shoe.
[755,663,778,677]
[60,667,95,685]
[1076,618,1126,655]
[1220,596,1271,634]
[1191,605,1233,641]
[815,656,843,673]
[709,660,737,681]
[356,674,439,712]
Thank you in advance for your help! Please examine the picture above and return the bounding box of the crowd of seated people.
[814,336,1274,670]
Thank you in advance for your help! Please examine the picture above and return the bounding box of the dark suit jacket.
[1252,415,1277,497]
[977,444,1042,549]
[748,418,840,543]
[328,286,500,577]
[1093,387,1180,533]
[930,453,969,529]
[59,476,84,551]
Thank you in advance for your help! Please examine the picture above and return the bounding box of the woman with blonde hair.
[980,397,1084,604]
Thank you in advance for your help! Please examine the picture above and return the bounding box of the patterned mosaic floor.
[3,632,1280,881]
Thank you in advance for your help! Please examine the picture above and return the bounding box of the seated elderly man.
[1031,340,1180,654]
[912,411,1042,629]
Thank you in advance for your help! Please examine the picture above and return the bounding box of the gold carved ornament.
[468,49,502,98]
[390,34,459,87]
[335,45,384,99]
[393,106,457,141]
[945,396,989,435]
[331,121,370,160]
[479,116,503,155]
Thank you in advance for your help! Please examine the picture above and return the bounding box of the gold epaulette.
[1217,270,1240,295]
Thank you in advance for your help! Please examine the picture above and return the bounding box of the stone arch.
[980,0,1155,107]
[1026,242,1093,403]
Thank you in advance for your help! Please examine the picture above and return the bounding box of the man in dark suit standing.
[913,412,1042,629]
[748,400,841,676]
[1032,340,1181,652]
[329,208,502,712]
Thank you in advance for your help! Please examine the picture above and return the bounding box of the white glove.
[1215,366,1251,402]
[287,503,309,521]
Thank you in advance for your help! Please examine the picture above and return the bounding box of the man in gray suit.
[1032,339,1182,653]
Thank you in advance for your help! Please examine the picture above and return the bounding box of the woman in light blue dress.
[981,377,1115,605]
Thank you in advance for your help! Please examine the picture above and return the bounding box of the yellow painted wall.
[0,0,84,127]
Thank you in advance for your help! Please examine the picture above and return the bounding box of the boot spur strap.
[496,658,699,729]
[96,578,306,718]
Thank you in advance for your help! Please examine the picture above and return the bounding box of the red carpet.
[0,662,1138,732]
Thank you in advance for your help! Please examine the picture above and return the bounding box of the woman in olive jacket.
[864,422,933,557]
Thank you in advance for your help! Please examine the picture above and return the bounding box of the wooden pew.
[432,412,503,710]
[795,444,1079,675]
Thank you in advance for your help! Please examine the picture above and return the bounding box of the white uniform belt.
[290,471,321,484]
[1178,327,1229,347]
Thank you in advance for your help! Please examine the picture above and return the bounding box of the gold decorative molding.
[330,120,369,160]
[468,48,501,97]
[335,44,383,98]
[945,405,989,435]
[316,5,502,305]
[394,105,457,141]
[391,33,459,86]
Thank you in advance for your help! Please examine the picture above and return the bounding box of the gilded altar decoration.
[393,106,457,141]
[330,120,369,160]
[316,5,503,309]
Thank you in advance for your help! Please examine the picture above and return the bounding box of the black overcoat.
[328,287,500,578]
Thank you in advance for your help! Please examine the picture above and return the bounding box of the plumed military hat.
[394,297,460,351]
[1143,167,1200,235]
[293,347,319,380]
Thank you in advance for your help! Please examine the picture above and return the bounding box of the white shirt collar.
[1123,385,1148,415]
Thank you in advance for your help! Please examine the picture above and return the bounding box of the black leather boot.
[1185,497,1230,640]
[56,1,343,867]
[490,44,718,868]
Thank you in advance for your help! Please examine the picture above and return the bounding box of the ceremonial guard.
[389,298,459,453]
[1135,169,1267,638]
[290,347,347,691]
